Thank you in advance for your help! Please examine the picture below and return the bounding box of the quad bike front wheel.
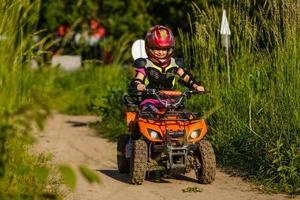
[129,139,148,185]
[117,134,130,174]
[196,140,216,184]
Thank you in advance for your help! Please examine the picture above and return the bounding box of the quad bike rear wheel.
[117,134,130,174]
[196,140,216,184]
[129,139,148,185]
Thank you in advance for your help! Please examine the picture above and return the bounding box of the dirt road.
[34,113,297,200]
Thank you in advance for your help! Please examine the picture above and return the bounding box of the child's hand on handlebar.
[137,83,146,91]
[194,85,205,92]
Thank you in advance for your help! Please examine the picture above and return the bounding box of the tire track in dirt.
[34,113,297,200]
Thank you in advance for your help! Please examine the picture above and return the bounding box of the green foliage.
[101,0,151,38]
[89,86,128,141]
[79,165,101,184]
[38,0,152,64]
[100,33,136,65]
[34,167,50,184]
[38,0,152,39]
[59,165,77,190]
[39,0,100,31]
[36,0,231,69]
[38,0,222,35]
[37,0,226,64]
[46,64,133,115]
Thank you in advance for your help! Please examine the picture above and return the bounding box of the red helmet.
[145,25,175,65]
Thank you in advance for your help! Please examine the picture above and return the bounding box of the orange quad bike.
[117,89,216,185]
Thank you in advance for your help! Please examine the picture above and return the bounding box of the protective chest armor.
[144,58,179,90]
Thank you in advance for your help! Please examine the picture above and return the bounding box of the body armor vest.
[144,58,179,90]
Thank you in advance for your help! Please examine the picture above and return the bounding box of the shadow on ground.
[173,174,198,183]
[66,120,88,127]
[98,169,198,184]
[98,169,128,184]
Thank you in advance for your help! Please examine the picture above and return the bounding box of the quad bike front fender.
[137,118,208,143]
[185,119,208,143]
[126,111,137,131]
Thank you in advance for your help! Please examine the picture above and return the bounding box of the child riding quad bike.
[117,88,216,185]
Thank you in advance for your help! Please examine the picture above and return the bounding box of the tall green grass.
[0,1,60,199]
[179,0,300,194]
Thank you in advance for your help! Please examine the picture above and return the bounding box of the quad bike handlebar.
[123,89,208,108]
[144,89,206,109]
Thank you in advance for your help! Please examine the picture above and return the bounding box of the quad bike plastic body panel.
[137,117,207,143]
[126,111,137,131]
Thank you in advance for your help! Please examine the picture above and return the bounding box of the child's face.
[150,48,169,59]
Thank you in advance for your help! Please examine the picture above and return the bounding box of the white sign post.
[220,10,231,85]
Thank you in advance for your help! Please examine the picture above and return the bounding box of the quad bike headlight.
[147,129,161,139]
[190,129,200,139]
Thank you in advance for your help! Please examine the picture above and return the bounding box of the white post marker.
[131,39,147,60]
[220,9,231,85]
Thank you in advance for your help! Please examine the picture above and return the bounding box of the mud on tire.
[196,140,216,184]
[129,139,148,185]
[117,134,130,174]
